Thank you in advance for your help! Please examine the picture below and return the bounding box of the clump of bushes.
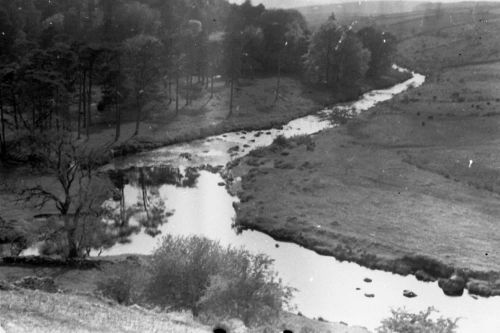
[96,263,143,305]
[98,235,294,326]
[377,307,458,333]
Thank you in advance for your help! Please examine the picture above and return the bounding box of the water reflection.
[105,166,201,243]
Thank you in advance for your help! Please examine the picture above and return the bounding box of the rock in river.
[467,280,492,297]
[364,293,375,298]
[363,278,372,283]
[403,290,417,298]
[438,275,465,296]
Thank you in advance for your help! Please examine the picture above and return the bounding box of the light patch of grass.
[0,290,210,333]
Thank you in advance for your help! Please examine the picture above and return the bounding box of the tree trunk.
[228,76,234,118]
[115,95,121,141]
[87,65,93,127]
[11,90,18,130]
[32,103,36,130]
[134,94,141,136]
[64,215,79,259]
[168,78,172,105]
[82,72,87,129]
[0,91,6,159]
[175,74,179,116]
[210,75,214,99]
[77,74,82,139]
[274,54,281,105]
[185,75,189,106]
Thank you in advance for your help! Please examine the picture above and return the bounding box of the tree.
[122,34,163,135]
[223,5,245,118]
[98,47,128,141]
[259,9,309,74]
[18,131,112,258]
[304,14,343,86]
[357,27,396,77]
[207,33,224,99]
[335,31,370,87]
[304,14,370,88]
[0,7,17,59]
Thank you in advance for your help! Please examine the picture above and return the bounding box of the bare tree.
[18,131,112,258]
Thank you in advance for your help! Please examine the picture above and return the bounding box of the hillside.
[0,289,211,333]
[298,1,424,28]
[0,287,369,333]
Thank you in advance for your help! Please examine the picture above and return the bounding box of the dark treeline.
[0,0,396,160]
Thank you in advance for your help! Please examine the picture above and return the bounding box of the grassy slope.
[231,62,500,283]
[0,260,370,333]
[0,289,211,333]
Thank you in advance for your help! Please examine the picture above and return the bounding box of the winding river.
[102,68,500,333]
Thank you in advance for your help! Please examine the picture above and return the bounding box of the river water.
[102,69,500,333]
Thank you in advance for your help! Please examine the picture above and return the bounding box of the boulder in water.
[438,275,465,296]
[227,146,239,153]
[467,280,492,297]
[491,289,500,296]
[363,278,372,283]
[403,290,417,298]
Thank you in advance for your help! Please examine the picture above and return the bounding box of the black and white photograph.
[0,0,499,332]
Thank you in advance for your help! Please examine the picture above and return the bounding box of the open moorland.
[232,63,500,280]
[230,4,500,295]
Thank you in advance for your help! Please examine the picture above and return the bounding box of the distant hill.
[230,0,424,10]
[297,1,426,28]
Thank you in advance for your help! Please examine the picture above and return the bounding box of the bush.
[198,251,294,326]
[377,307,458,333]
[272,135,290,148]
[144,235,294,326]
[96,264,143,305]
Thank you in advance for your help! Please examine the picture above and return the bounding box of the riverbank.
[229,61,500,297]
[0,256,370,333]
[86,71,410,160]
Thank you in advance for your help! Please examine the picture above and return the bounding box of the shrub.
[198,251,294,326]
[272,135,290,148]
[377,307,458,333]
[96,263,143,305]
[144,235,294,326]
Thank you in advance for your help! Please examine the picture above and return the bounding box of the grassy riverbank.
[82,71,410,158]
[229,61,500,295]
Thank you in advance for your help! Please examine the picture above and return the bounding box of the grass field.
[231,61,500,287]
